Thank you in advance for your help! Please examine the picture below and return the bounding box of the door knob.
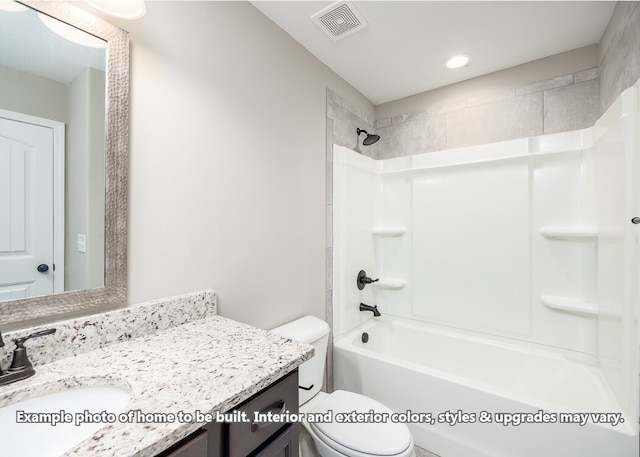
[632,217,640,224]
[37,264,49,273]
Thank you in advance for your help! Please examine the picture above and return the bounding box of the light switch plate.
[77,234,86,253]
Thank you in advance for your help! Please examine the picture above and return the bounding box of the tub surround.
[333,79,640,353]
[0,290,313,456]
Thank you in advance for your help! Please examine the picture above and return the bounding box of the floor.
[415,446,440,457]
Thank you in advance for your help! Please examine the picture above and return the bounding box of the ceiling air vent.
[311,1,368,42]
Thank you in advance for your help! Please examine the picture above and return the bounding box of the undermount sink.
[0,385,131,457]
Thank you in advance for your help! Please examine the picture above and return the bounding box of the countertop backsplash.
[0,290,217,369]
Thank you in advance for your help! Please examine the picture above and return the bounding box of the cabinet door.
[157,429,207,457]
[227,371,298,457]
[205,422,223,457]
[253,423,299,457]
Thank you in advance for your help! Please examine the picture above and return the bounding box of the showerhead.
[357,128,380,146]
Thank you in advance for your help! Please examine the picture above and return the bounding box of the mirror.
[0,3,106,296]
[0,1,128,328]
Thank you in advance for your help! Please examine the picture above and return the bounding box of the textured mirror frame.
[0,1,128,328]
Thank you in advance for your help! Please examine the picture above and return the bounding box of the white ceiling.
[252,1,616,105]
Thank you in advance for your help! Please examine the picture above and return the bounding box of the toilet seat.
[308,390,413,457]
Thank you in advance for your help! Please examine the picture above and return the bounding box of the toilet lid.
[309,390,412,456]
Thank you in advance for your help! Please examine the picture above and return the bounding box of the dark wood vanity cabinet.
[158,429,209,457]
[224,369,299,457]
[250,422,299,457]
[157,370,299,457]
[205,422,299,457]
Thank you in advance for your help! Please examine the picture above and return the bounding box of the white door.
[0,113,63,301]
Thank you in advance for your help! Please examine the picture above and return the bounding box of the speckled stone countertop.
[1,290,218,368]
[0,314,313,457]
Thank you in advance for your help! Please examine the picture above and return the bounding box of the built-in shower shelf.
[375,278,407,289]
[539,227,597,239]
[541,295,598,316]
[371,227,407,237]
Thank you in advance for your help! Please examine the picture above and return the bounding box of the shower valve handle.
[357,270,379,290]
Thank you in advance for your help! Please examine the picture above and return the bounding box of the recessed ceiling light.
[84,0,146,20]
[445,54,472,69]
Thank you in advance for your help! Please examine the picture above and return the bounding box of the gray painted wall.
[105,2,374,330]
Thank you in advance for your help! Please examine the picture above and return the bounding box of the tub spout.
[359,303,381,317]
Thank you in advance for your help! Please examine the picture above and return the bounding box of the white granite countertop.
[0,315,313,457]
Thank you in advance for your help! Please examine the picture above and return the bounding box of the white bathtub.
[333,317,638,457]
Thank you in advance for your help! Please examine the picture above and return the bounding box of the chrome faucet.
[359,303,381,317]
[0,328,56,386]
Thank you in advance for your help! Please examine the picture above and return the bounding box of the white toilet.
[272,316,416,457]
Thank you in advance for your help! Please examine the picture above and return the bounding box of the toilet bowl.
[272,316,416,457]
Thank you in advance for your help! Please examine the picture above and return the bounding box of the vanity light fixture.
[38,12,106,48]
[445,53,472,69]
[84,0,146,19]
[0,1,27,12]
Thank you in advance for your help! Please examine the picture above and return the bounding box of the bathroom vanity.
[160,371,299,457]
[0,291,312,457]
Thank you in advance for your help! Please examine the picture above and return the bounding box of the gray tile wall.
[375,67,599,159]
[327,89,378,159]
[599,1,640,114]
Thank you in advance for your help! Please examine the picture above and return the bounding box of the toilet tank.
[271,315,330,405]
